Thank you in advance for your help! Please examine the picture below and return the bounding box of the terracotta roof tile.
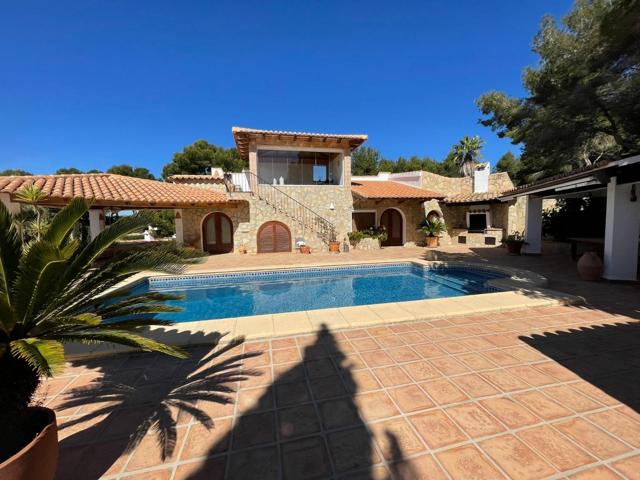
[0,174,230,208]
[166,174,225,183]
[351,180,443,200]
[443,192,503,204]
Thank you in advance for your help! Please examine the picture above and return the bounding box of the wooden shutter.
[258,221,291,253]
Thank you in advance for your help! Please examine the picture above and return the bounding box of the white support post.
[88,209,105,241]
[0,192,21,215]
[603,178,640,281]
[175,209,184,246]
[523,195,543,254]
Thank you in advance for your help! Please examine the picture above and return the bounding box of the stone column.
[88,209,105,240]
[174,209,184,246]
[523,195,543,254]
[249,141,258,192]
[343,151,352,187]
[603,177,640,281]
[0,192,21,215]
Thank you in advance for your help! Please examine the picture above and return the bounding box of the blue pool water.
[131,263,507,322]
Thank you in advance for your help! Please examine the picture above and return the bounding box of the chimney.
[211,167,224,178]
[473,163,490,193]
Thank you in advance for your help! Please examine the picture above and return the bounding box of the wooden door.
[202,212,233,254]
[257,221,291,253]
[380,209,403,246]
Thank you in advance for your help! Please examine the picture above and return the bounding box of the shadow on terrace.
[521,321,640,413]
[55,325,421,479]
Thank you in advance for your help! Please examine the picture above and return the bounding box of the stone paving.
[47,302,640,479]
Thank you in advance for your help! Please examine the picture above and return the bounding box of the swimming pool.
[131,263,507,322]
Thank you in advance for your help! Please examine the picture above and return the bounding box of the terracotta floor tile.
[611,454,640,480]
[319,397,361,430]
[304,358,337,378]
[338,353,367,370]
[308,375,348,400]
[244,340,269,352]
[366,326,394,336]
[271,347,301,364]
[480,397,540,429]
[327,427,379,473]
[271,337,297,349]
[542,385,603,413]
[572,381,621,406]
[420,379,469,406]
[350,337,381,352]
[278,404,320,440]
[387,384,434,413]
[456,353,497,371]
[507,365,557,387]
[126,426,187,471]
[244,350,271,367]
[517,425,596,472]
[409,410,467,449]
[345,370,381,393]
[372,365,412,387]
[370,418,426,460]
[174,457,226,480]
[388,453,448,480]
[123,469,173,480]
[534,361,580,381]
[452,374,500,398]
[413,343,447,359]
[240,366,273,388]
[237,385,273,413]
[430,356,470,376]
[403,331,428,344]
[275,381,311,407]
[480,369,530,393]
[555,418,630,459]
[181,420,232,460]
[375,334,405,348]
[273,362,305,383]
[586,409,640,448]
[436,445,506,480]
[227,446,279,480]
[512,391,572,421]
[355,391,399,421]
[231,411,276,449]
[436,340,469,354]
[360,349,395,368]
[483,350,521,366]
[446,403,505,439]
[386,345,421,363]
[480,434,555,480]
[281,436,331,480]
[569,466,623,480]
[502,346,548,362]
[403,360,441,382]
[462,337,496,351]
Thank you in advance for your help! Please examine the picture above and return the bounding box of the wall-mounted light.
[329,203,335,210]
[631,184,637,202]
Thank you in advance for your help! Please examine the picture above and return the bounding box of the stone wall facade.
[353,198,425,246]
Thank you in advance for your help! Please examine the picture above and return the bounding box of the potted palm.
[419,218,446,248]
[502,230,526,255]
[0,198,200,480]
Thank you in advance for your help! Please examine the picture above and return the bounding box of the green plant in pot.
[502,230,527,255]
[0,197,201,479]
[419,218,446,248]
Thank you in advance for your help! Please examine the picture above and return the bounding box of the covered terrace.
[501,155,640,281]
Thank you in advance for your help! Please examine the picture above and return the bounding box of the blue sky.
[0,0,572,176]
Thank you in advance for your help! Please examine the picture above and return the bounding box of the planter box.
[353,237,381,250]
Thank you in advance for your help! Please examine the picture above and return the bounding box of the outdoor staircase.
[224,171,336,245]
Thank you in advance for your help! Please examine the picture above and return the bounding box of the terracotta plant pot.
[425,236,439,248]
[328,241,340,253]
[299,245,311,254]
[505,240,524,255]
[577,251,603,281]
[0,407,58,480]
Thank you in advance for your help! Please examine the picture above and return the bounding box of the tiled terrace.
[48,302,640,479]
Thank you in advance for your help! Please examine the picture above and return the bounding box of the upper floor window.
[257,149,343,186]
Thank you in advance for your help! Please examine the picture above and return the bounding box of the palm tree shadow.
[55,334,260,479]
[186,324,413,480]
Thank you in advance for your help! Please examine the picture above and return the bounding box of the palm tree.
[0,195,201,460]
[15,184,49,241]
[451,135,485,177]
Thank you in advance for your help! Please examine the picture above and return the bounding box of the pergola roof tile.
[351,180,444,200]
[0,174,230,208]
[443,192,504,204]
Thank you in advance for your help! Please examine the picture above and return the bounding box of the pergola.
[0,173,233,243]
[500,155,640,281]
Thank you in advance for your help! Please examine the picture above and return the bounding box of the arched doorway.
[257,221,291,253]
[380,208,404,246]
[202,212,234,254]
[427,210,441,222]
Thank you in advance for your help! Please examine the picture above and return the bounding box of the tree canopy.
[107,164,155,179]
[477,0,640,182]
[0,169,31,176]
[494,152,522,183]
[162,140,245,179]
[55,167,83,175]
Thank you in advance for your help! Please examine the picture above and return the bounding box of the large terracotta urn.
[425,236,439,248]
[577,251,603,281]
[0,407,58,480]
